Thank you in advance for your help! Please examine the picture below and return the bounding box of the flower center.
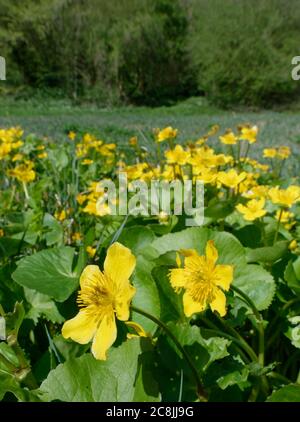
[77,273,115,318]
[186,269,216,304]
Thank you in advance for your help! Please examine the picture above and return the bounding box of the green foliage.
[187,0,300,107]
[39,338,160,401]
[12,247,82,301]
[2,0,299,107]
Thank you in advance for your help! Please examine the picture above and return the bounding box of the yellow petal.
[91,312,117,360]
[210,289,227,317]
[80,265,102,289]
[62,310,97,344]
[179,248,198,257]
[125,321,147,338]
[205,240,218,266]
[169,268,186,291]
[183,292,205,317]
[115,284,136,321]
[213,265,233,291]
[104,242,136,288]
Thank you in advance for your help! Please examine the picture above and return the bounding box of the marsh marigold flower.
[169,241,233,317]
[263,148,277,159]
[62,242,136,360]
[219,131,238,145]
[165,145,189,165]
[7,161,36,183]
[218,169,247,189]
[236,198,267,221]
[156,126,178,142]
[239,125,258,143]
[269,186,300,208]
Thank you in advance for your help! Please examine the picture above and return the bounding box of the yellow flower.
[275,209,295,230]
[277,146,291,160]
[269,186,300,208]
[236,198,267,221]
[263,148,277,158]
[169,240,233,317]
[12,153,23,162]
[0,229,4,237]
[0,143,12,159]
[37,152,48,159]
[239,125,258,143]
[207,125,220,136]
[81,159,94,165]
[86,246,97,258]
[129,136,138,146]
[72,232,82,242]
[7,161,36,183]
[289,240,298,251]
[62,242,136,360]
[219,131,238,145]
[165,145,189,165]
[55,210,67,221]
[36,145,46,151]
[275,209,294,223]
[218,169,247,189]
[76,193,87,205]
[157,126,178,142]
[68,131,76,140]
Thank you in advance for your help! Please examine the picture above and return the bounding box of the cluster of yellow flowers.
[77,124,298,226]
[72,132,116,163]
[0,127,24,160]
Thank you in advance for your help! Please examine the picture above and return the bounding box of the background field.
[1,97,300,150]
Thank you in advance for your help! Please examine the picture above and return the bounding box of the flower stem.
[231,285,264,366]
[131,305,207,400]
[273,208,283,245]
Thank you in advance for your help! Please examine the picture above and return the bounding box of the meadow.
[1,97,300,402]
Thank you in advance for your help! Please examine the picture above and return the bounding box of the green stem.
[0,352,18,373]
[131,305,207,400]
[231,285,264,366]
[273,208,283,245]
[7,335,38,389]
[202,327,257,363]
[213,314,258,362]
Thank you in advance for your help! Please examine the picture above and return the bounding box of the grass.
[1,96,300,163]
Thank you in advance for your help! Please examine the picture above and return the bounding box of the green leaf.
[0,373,25,401]
[284,258,300,295]
[133,348,161,402]
[267,384,300,402]
[151,227,246,269]
[234,265,276,311]
[132,256,161,333]
[40,338,157,402]
[152,266,184,322]
[0,316,5,340]
[246,241,289,263]
[24,288,64,324]
[118,226,156,256]
[43,213,63,246]
[12,247,80,302]
[4,302,25,339]
[166,322,231,371]
[0,237,22,258]
[205,199,235,220]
